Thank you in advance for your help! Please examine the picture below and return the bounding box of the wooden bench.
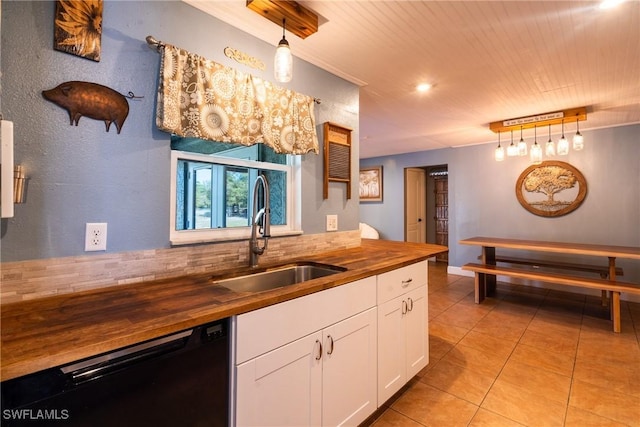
[462,262,640,333]
[485,255,624,279]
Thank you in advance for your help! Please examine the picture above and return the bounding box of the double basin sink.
[213,263,346,293]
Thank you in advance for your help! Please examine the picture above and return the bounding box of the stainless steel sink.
[214,263,346,293]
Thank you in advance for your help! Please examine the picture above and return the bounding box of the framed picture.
[359,166,383,202]
[54,0,103,62]
[515,160,587,217]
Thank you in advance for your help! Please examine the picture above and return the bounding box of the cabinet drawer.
[377,261,427,304]
[235,276,376,364]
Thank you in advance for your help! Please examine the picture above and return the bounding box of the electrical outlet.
[85,223,107,251]
[326,215,338,232]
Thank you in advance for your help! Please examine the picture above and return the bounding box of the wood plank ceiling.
[184,1,639,158]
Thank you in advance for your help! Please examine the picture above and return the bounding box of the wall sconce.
[274,19,293,83]
[14,165,26,204]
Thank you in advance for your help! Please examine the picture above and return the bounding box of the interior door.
[404,168,426,243]
[434,175,448,262]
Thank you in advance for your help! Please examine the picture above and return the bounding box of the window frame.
[170,149,302,246]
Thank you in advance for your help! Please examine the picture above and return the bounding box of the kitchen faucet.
[249,174,271,267]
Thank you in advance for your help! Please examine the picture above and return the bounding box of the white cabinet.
[233,277,377,427]
[377,261,429,405]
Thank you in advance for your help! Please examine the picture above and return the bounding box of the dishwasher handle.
[61,329,192,385]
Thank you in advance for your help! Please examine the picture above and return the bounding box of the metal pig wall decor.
[42,81,129,134]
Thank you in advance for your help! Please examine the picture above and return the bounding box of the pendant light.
[573,117,584,150]
[557,120,569,155]
[507,130,518,156]
[517,126,527,156]
[545,123,555,156]
[530,125,542,164]
[495,132,505,161]
[274,19,293,83]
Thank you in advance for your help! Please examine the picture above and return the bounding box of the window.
[170,141,301,245]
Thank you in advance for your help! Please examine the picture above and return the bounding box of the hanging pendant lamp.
[557,120,569,155]
[573,117,584,150]
[517,126,527,156]
[495,132,505,161]
[507,130,518,156]
[274,18,293,83]
[545,123,555,156]
[530,125,542,164]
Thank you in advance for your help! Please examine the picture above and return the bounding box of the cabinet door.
[377,296,405,405]
[235,331,323,427]
[405,285,428,379]
[322,307,377,427]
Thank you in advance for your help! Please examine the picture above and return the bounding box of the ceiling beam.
[489,107,587,133]
[246,0,318,39]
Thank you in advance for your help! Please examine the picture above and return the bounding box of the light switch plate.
[326,215,338,231]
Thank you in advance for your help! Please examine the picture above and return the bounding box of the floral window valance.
[155,43,319,155]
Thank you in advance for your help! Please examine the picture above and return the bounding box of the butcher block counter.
[1,239,447,381]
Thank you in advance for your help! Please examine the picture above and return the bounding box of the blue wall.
[360,124,640,281]
[0,0,360,262]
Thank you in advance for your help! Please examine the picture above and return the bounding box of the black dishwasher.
[1,318,229,427]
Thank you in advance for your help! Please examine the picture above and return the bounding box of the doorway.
[427,166,448,263]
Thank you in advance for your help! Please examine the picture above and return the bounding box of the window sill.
[170,228,303,247]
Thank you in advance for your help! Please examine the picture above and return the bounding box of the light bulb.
[530,142,542,164]
[557,135,569,155]
[274,40,292,83]
[495,145,505,161]
[546,138,555,156]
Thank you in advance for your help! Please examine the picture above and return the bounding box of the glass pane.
[176,160,287,231]
[171,136,287,165]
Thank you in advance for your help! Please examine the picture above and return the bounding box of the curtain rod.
[145,35,321,104]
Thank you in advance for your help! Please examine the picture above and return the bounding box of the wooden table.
[460,236,640,330]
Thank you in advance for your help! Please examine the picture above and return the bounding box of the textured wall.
[360,124,640,283]
[0,1,360,262]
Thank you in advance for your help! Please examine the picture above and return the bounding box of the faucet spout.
[249,174,270,267]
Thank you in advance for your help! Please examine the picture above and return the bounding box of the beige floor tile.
[443,342,509,378]
[392,382,479,427]
[519,327,579,357]
[569,378,640,425]
[497,359,571,404]
[573,356,640,397]
[456,330,518,359]
[433,302,490,329]
[420,357,496,405]
[509,343,575,378]
[468,408,526,427]
[429,319,470,345]
[564,406,629,427]
[370,408,424,427]
[482,379,567,426]
[472,312,528,342]
[429,334,455,361]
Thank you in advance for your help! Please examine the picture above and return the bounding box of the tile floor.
[369,261,640,427]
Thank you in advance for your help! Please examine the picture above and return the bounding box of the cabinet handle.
[402,299,408,315]
[315,339,322,360]
[326,335,334,355]
[407,297,414,312]
[401,278,413,287]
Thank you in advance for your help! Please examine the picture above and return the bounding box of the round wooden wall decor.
[515,160,587,217]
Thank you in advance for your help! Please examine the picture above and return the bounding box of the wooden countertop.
[1,239,447,381]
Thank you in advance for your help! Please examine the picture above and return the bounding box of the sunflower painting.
[54,0,103,62]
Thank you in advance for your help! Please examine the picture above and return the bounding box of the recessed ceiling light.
[599,0,625,9]
[416,83,432,93]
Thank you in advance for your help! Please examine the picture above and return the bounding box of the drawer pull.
[407,297,414,312]
[326,335,334,355]
[402,299,408,315]
[401,278,413,287]
[315,339,322,360]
